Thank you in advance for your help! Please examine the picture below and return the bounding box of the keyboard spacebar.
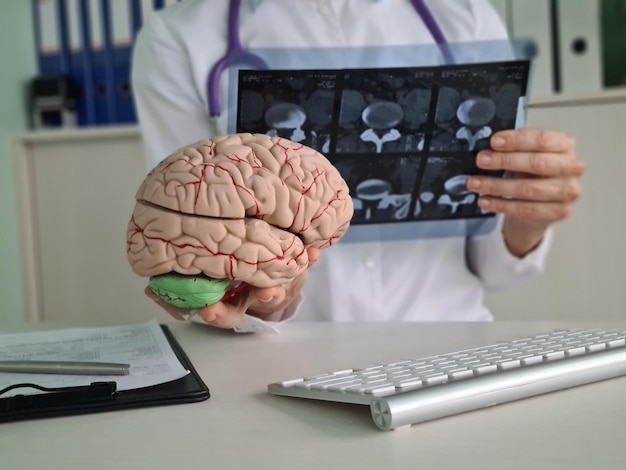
[370,347,626,431]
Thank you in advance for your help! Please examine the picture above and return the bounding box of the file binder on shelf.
[111,0,138,123]
[112,45,136,123]
[601,0,626,88]
[76,0,97,125]
[32,0,139,127]
[508,0,553,98]
[129,0,142,40]
[96,0,118,124]
[555,0,603,95]
[92,0,136,124]
[509,0,605,97]
[34,0,70,77]
[30,0,214,128]
[0,325,210,423]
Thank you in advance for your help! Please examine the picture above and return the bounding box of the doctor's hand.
[145,247,321,329]
[468,128,585,257]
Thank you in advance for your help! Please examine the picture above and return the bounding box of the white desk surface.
[2,320,626,469]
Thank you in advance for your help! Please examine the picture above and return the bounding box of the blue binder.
[113,44,136,123]
[111,0,140,124]
[32,0,141,127]
[35,0,70,77]
[76,0,96,125]
[95,0,118,124]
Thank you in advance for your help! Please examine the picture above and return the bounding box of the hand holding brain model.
[126,133,353,321]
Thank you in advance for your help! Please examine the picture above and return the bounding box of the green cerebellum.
[148,273,231,309]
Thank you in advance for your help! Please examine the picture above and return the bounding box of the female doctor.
[131,0,584,331]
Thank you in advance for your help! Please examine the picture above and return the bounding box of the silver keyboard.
[268,327,626,430]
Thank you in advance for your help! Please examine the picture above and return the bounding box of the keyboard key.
[521,355,544,365]
[393,378,422,390]
[544,351,565,361]
[362,384,397,395]
[565,346,587,357]
[448,368,474,380]
[386,360,412,366]
[277,378,304,387]
[326,380,365,391]
[496,359,521,370]
[473,364,498,374]
[353,365,384,372]
[607,338,626,348]
[295,376,358,389]
[586,343,606,352]
[422,373,448,386]
[344,380,394,394]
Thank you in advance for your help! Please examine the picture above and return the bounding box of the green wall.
[0,1,36,328]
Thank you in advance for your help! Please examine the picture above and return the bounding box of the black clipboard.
[0,325,210,423]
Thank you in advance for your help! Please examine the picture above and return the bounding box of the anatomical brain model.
[126,133,353,309]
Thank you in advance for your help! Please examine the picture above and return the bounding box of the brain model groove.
[126,133,353,308]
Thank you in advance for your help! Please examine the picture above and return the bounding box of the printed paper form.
[0,320,188,397]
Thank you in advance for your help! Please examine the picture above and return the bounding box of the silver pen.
[0,360,131,376]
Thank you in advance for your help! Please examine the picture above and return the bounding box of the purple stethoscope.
[207,0,451,135]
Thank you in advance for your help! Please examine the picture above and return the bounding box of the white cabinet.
[499,0,604,98]
[16,126,166,325]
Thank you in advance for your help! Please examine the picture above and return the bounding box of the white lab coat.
[132,0,552,328]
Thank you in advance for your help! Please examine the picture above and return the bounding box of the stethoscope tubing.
[207,0,452,131]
